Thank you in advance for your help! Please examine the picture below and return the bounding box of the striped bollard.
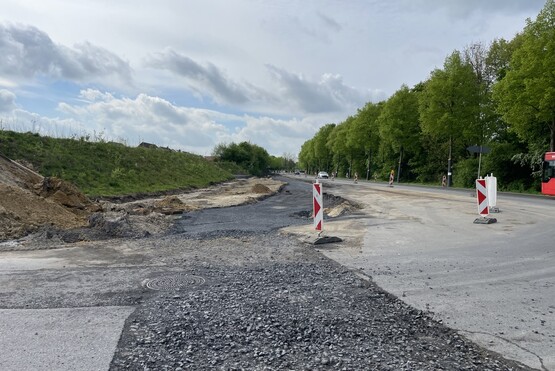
[313,181,323,232]
[474,178,496,224]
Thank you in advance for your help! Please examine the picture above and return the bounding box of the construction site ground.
[0,154,552,370]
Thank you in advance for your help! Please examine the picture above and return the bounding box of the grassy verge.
[0,130,234,197]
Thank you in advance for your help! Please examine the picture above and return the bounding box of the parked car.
[317,171,329,179]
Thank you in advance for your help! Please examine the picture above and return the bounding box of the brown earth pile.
[34,177,97,212]
[0,184,89,240]
[251,183,271,194]
[0,154,93,241]
[152,196,200,215]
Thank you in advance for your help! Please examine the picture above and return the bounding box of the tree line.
[298,0,555,192]
[213,141,296,176]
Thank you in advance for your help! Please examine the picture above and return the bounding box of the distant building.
[138,142,157,149]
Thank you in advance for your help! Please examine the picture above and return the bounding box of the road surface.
[298,177,555,370]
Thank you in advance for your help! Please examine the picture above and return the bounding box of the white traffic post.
[313,180,323,232]
[485,173,499,213]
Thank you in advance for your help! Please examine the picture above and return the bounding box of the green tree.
[298,138,316,174]
[328,117,357,177]
[348,102,383,180]
[213,141,271,176]
[486,37,523,84]
[378,85,421,181]
[419,51,481,186]
[313,124,335,171]
[493,0,555,151]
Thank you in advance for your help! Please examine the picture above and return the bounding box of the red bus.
[542,152,555,195]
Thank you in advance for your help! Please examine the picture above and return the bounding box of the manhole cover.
[145,274,205,290]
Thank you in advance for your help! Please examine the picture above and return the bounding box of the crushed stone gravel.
[109,232,529,371]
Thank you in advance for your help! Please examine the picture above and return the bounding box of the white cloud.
[58,90,225,150]
[144,49,252,106]
[0,108,84,138]
[145,48,380,116]
[230,115,321,157]
[266,65,383,113]
[0,23,132,87]
[53,89,312,155]
[0,89,16,112]
[409,0,546,18]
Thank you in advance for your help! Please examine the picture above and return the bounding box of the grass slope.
[0,130,233,197]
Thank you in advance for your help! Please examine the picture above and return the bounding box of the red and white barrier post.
[476,179,488,216]
[310,180,343,245]
[313,180,323,232]
[474,178,497,224]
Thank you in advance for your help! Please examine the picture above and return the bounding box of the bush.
[453,158,479,188]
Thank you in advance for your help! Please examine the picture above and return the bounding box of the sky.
[0,0,547,157]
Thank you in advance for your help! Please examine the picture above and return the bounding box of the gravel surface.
[109,232,528,370]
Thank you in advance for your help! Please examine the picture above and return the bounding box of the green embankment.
[0,130,234,197]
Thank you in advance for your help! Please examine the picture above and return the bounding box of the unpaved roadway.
[286,177,555,370]
[0,176,551,370]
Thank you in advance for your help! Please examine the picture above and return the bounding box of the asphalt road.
[303,176,555,371]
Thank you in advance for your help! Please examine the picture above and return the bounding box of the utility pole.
[366,149,371,181]
[447,136,453,187]
[396,147,403,183]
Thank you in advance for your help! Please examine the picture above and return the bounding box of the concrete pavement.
[0,307,133,371]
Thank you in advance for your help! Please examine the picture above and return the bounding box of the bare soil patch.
[0,153,285,243]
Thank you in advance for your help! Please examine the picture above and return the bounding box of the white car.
[317,171,329,179]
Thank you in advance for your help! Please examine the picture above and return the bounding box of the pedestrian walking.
[389,169,394,187]
[354,172,358,184]
[442,174,447,188]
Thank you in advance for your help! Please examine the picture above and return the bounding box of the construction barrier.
[313,181,323,231]
[485,173,498,212]
[476,178,488,216]
[474,178,497,224]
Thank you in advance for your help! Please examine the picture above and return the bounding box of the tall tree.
[298,139,315,173]
[492,0,555,151]
[378,85,421,181]
[341,102,382,179]
[419,51,481,186]
[313,124,335,171]
[214,141,271,176]
[327,118,356,177]
[486,37,523,84]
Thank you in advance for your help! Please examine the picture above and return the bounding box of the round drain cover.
[145,274,205,290]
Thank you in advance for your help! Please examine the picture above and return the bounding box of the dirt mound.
[0,154,93,241]
[153,196,198,215]
[0,153,42,190]
[34,177,100,213]
[251,183,271,194]
[325,201,359,217]
[0,184,88,241]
